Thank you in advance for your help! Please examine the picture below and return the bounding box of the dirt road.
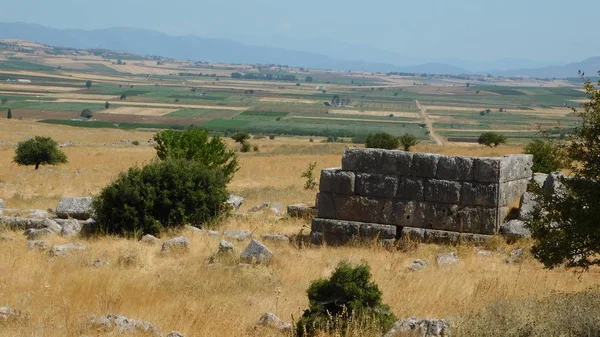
[416,100,444,145]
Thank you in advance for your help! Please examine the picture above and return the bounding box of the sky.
[1,0,599,62]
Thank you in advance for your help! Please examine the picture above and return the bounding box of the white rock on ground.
[42,218,62,233]
[29,209,48,219]
[249,202,285,216]
[260,233,290,244]
[256,312,293,331]
[384,318,450,337]
[218,240,234,254]
[59,219,82,237]
[519,192,539,221]
[531,173,548,189]
[408,259,429,271]
[25,227,55,240]
[436,252,459,266]
[55,196,94,220]
[226,194,244,210]
[0,306,20,322]
[140,234,160,245]
[27,240,48,250]
[240,239,273,264]
[500,219,532,241]
[224,229,252,241]
[87,314,161,336]
[161,237,189,254]
[49,243,86,257]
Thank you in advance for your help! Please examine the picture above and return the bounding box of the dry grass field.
[1,119,598,336]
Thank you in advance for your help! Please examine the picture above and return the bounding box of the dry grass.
[1,119,598,336]
[329,110,420,118]
[101,107,177,116]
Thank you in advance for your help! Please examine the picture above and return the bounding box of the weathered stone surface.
[408,259,429,271]
[315,192,336,219]
[532,173,548,188]
[206,230,219,237]
[0,306,20,322]
[384,318,450,337]
[319,169,355,194]
[342,148,412,175]
[499,179,529,207]
[461,182,498,207]
[42,218,62,233]
[477,249,493,256]
[287,203,317,219]
[389,200,418,227]
[334,195,385,223]
[505,248,525,264]
[500,220,531,241]
[92,259,110,267]
[0,216,46,230]
[25,227,54,240]
[260,233,290,244]
[424,180,461,204]
[223,229,252,241]
[226,194,244,210]
[437,156,474,181]
[411,153,442,178]
[311,218,396,241]
[161,237,189,254]
[401,227,493,243]
[186,225,202,234]
[240,239,273,264]
[49,243,86,257]
[473,157,501,183]
[0,199,4,214]
[356,173,398,198]
[500,154,533,182]
[218,240,234,254]
[256,312,293,331]
[59,219,81,237]
[27,240,48,250]
[88,314,161,336]
[436,252,459,266]
[140,234,159,245]
[55,196,93,220]
[519,192,539,221]
[543,171,566,196]
[250,202,285,215]
[167,332,185,337]
[29,209,48,218]
[396,178,425,201]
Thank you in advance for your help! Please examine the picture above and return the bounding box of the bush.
[365,132,399,149]
[153,129,238,182]
[93,159,228,237]
[524,139,565,173]
[478,132,506,147]
[80,109,93,118]
[296,262,396,336]
[301,161,318,190]
[132,140,140,146]
[252,144,259,152]
[240,143,251,152]
[231,132,250,144]
[269,135,275,140]
[398,133,419,151]
[14,136,67,170]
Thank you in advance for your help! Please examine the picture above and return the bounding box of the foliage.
[104,101,110,109]
[153,129,238,182]
[240,142,251,152]
[80,109,93,118]
[231,132,250,144]
[132,140,140,146]
[524,139,566,173]
[7,109,12,119]
[528,72,600,269]
[398,133,419,151]
[252,144,259,152]
[269,135,275,140]
[14,136,67,170]
[301,161,318,190]
[120,94,127,100]
[93,159,228,237]
[478,132,506,147]
[365,132,399,150]
[296,262,396,336]
[85,80,92,89]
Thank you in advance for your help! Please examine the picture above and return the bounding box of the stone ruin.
[311,148,533,244]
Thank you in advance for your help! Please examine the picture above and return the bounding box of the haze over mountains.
[0,22,596,78]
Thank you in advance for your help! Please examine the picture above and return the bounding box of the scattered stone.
[140,234,160,245]
[519,192,539,221]
[240,239,273,264]
[167,332,185,337]
[0,216,46,230]
[49,243,86,257]
[226,194,244,210]
[250,202,285,216]
[59,219,81,237]
[531,173,548,188]
[500,219,532,242]
[29,209,48,219]
[287,203,317,219]
[477,249,493,256]
[79,218,97,237]
[218,240,234,254]
[0,306,20,322]
[27,240,48,250]
[436,252,459,266]
[25,227,55,240]
[92,259,110,267]
[408,259,429,271]
[161,237,189,255]
[384,318,450,337]
[186,225,202,233]
[224,229,252,241]
[55,196,93,220]
[0,198,4,215]
[260,233,290,244]
[206,230,220,237]
[505,248,525,264]
[42,218,62,233]
[256,312,293,331]
[87,314,160,336]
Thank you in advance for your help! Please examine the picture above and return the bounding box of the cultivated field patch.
[101,106,176,116]
[329,109,421,118]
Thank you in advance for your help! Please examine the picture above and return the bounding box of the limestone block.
[342,148,413,175]
[473,157,501,182]
[424,179,462,204]
[436,156,474,181]
[334,195,385,223]
[400,227,492,243]
[311,218,396,240]
[396,178,425,201]
[500,154,533,182]
[498,179,529,207]
[356,173,398,198]
[315,192,336,219]
[461,182,499,207]
[319,169,355,194]
[519,192,539,221]
[411,153,442,178]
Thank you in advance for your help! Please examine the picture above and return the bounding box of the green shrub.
[240,143,251,152]
[252,144,259,152]
[478,132,506,147]
[398,133,419,151]
[301,161,318,190]
[14,136,67,170]
[269,135,275,140]
[296,262,396,336]
[132,140,140,146]
[365,132,399,149]
[80,109,93,118]
[524,139,565,173]
[231,132,250,144]
[93,159,228,237]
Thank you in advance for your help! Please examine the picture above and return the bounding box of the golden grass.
[101,107,177,116]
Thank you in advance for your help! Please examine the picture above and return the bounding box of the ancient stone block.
[414,202,460,231]
[461,182,499,207]
[356,173,398,198]
[311,218,396,241]
[334,195,385,223]
[315,192,336,219]
[473,157,501,183]
[342,148,386,173]
[424,179,462,204]
[411,153,442,178]
[319,169,355,194]
[500,154,533,182]
[400,227,493,243]
[499,179,529,207]
[385,150,413,176]
[396,178,424,201]
[436,156,474,181]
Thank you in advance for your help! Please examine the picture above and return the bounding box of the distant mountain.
[0,22,468,75]
[497,57,600,78]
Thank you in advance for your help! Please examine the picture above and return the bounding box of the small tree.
[240,142,251,153]
[7,109,12,119]
[105,101,110,109]
[365,132,399,150]
[524,138,566,173]
[301,161,318,190]
[296,262,396,336]
[231,132,250,144]
[80,109,93,119]
[120,94,127,101]
[398,133,419,151]
[478,132,506,147]
[14,136,67,170]
[86,80,92,89]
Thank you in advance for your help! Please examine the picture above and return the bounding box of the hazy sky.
[1,0,598,62]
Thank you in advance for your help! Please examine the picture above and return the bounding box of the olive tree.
[14,136,67,170]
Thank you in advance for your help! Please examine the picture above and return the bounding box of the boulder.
[519,192,539,221]
[250,202,285,216]
[87,314,160,336]
[140,234,160,245]
[224,229,252,241]
[79,218,97,237]
[218,240,234,254]
[55,196,93,220]
[260,233,290,244]
[436,252,459,266]
[49,243,86,257]
[29,209,48,218]
[161,237,189,255]
[92,259,110,267]
[226,194,244,210]
[240,239,273,264]
[505,248,525,264]
[0,306,20,322]
[167,332,185,337]
[27,240,49,250]
[531,173,548,189]
[25,227,55,240]
[59,219,81,237]
[42,218,62,233]
[186,225,202,234]
[408,259,429,271]
[287,203,317,219]
[256,312,293,331]
[384,318,450,337]
[500,220,531,242]
[543,172,566,196]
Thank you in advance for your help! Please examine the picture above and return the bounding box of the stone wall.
[312,148,532,243]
